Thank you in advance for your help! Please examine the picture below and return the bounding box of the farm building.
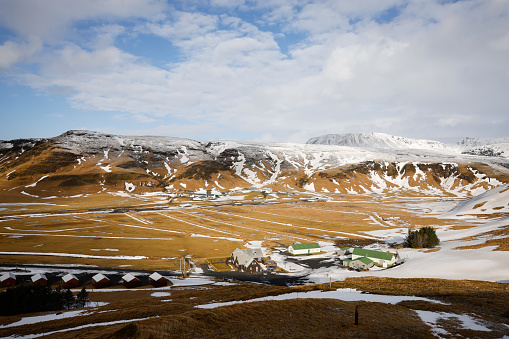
[122,273,140,288]
[342,257,374,270]
[62,273,79,288]
[149,272,168,287]
[337,247,351,256]
[92,273,110,288]
[351,248,396,268]
[288,242,321,255]
[227,248,265,273]
[0,272,16,288]
[31,273,47,286]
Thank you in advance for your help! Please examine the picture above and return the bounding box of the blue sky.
[1,0,508,143]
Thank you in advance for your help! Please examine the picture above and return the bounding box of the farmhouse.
[288,242,321,255]
[62,273,79,288]
[0,272,16,288]
[149,272,168,287]
[351,248,396,268]
[92,273,110,288]
[122,273,140,288]
[337,247,351,256]
[227,248,265,273]
[31,273,47,286]
[343,257,374,270]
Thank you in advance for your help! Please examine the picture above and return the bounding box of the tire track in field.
[2,224,109,233]
[124,213,153,225]
[0,232,174,240]
[155,212,243,240]
[74,216,184,235]
[206,208,381,240]
[239,207,325,223]
[178,210,311,242]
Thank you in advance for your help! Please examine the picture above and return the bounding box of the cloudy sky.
[1,0,508,143]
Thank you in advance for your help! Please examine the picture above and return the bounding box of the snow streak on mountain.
[306,133,447,150]
[0,130,508,198]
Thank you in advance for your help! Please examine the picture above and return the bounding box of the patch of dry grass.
[454,226,509,251]
[1,278,509,338]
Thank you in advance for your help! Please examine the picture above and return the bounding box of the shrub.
[0,284,89,316]
[404,226,440,248]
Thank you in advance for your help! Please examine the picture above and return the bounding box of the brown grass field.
[1,190,509,338]
[0,192,494,270]
[1,277,508,338]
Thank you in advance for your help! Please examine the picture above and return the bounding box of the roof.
[290,243,321,250]
[232,248,263,267]
[31,273,47,282]
[149,272,165,281]
[92,273,109,282]
[356,257,374,265]
[352,248,394,261]
[122,273,139,282]
[62,273,78,283]
[245,248,263,258]
[0,272,15,281]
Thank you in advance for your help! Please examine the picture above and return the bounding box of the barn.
[62,273,79,288]
[149,272,167,287]
[92,273,110,288]
[227,248,265,273]
[288,243,321,255]
[351,248,396,268]
[0,272,16,288]
[348,257,374,270]
[122,273,140,288]
[31,273,48,286]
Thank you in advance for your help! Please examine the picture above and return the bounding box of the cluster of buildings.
[338,247,398,270]
[0,271,170,289]
[226,242,398,274]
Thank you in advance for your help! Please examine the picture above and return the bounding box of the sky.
[0,0,508,143]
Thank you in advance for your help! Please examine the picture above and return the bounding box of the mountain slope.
[457,137,509,158]
[1,130,508,198]
[306,133,447,150]
[444,183,509,217]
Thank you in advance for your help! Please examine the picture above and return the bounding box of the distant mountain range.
[306,132,509,157]
[1,130,508,198]
[306,133,447,150]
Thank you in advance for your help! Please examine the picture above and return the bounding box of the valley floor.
[1,190,509,337]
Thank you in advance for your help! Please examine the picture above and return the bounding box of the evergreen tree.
[63,289,75,309]
[404,226,440,248]
[76,287,89,307]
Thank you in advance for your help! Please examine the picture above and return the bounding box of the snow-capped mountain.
[1,130,508,198]
[306,133,447,150]
[456,137,509,158]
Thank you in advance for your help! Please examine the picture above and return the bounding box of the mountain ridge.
[1,130,508,199]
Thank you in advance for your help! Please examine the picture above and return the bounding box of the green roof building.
[351,248,396,268]
[288,242,321,255]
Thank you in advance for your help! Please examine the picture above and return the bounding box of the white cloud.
[144,11,219,42]
[1,0,509,142]
[0,38,42,69]
[0,0,167,40]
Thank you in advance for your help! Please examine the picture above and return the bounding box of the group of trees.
[404,226,440,248]
[0,284,89,316]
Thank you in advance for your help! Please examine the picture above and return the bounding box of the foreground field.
[1,277,508,338]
